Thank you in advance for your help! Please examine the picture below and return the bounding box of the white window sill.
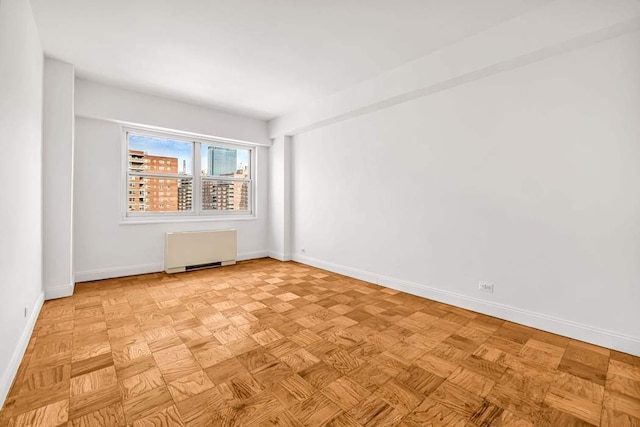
[120,214,258,225]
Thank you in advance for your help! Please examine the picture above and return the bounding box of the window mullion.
[194,142,201,215]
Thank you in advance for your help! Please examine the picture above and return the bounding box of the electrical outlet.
[478,281,494,293]
[301,248,306,254]
[24,305,28,317]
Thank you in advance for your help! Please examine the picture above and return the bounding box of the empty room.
[1,0,640,425]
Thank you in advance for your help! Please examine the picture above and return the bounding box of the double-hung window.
[124,127,254,220]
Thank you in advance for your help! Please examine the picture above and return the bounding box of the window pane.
[128,133,193,175]
[201,179,250,211]
[127,177,193,212]
[200,144,250,178]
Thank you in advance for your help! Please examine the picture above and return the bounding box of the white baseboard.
[237,250,269,261]
[294,254,378,284]
[292,254,640,357]
[44,284,74,300]
[268,251,291,262]
[0,291,44,408]
[74,251,270,283]
[75,263,164,283]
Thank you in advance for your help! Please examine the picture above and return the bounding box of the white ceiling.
[31,0,548,120]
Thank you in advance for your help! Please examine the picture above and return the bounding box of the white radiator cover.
[165,229,237,273]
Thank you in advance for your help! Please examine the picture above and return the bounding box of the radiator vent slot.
[185,261,222,271]
[165,230,237,274]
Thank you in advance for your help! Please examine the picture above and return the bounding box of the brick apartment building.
[128,149,192,212]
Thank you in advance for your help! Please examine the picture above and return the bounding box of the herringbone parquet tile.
[1,258,639,426]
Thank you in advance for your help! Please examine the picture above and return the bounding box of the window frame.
[121,126,257,223]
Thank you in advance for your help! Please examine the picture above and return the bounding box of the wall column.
[268,135,291,261]
[43,58,75,299]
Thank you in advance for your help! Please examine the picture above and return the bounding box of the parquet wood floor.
[1,258,639,426]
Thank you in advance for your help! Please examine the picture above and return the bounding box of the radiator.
[165,229,237,274]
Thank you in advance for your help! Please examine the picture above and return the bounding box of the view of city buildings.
[128,147,248,212]
[128,149,191,212]
[202,146,249,211]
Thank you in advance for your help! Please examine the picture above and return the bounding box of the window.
[200,144,251,212]
[125,128,254,219]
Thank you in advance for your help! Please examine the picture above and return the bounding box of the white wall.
[76,79,271,146]
[73,83,270,281]
[0,0,45,406]
[43,58,75,299]
[291,31,640,355]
